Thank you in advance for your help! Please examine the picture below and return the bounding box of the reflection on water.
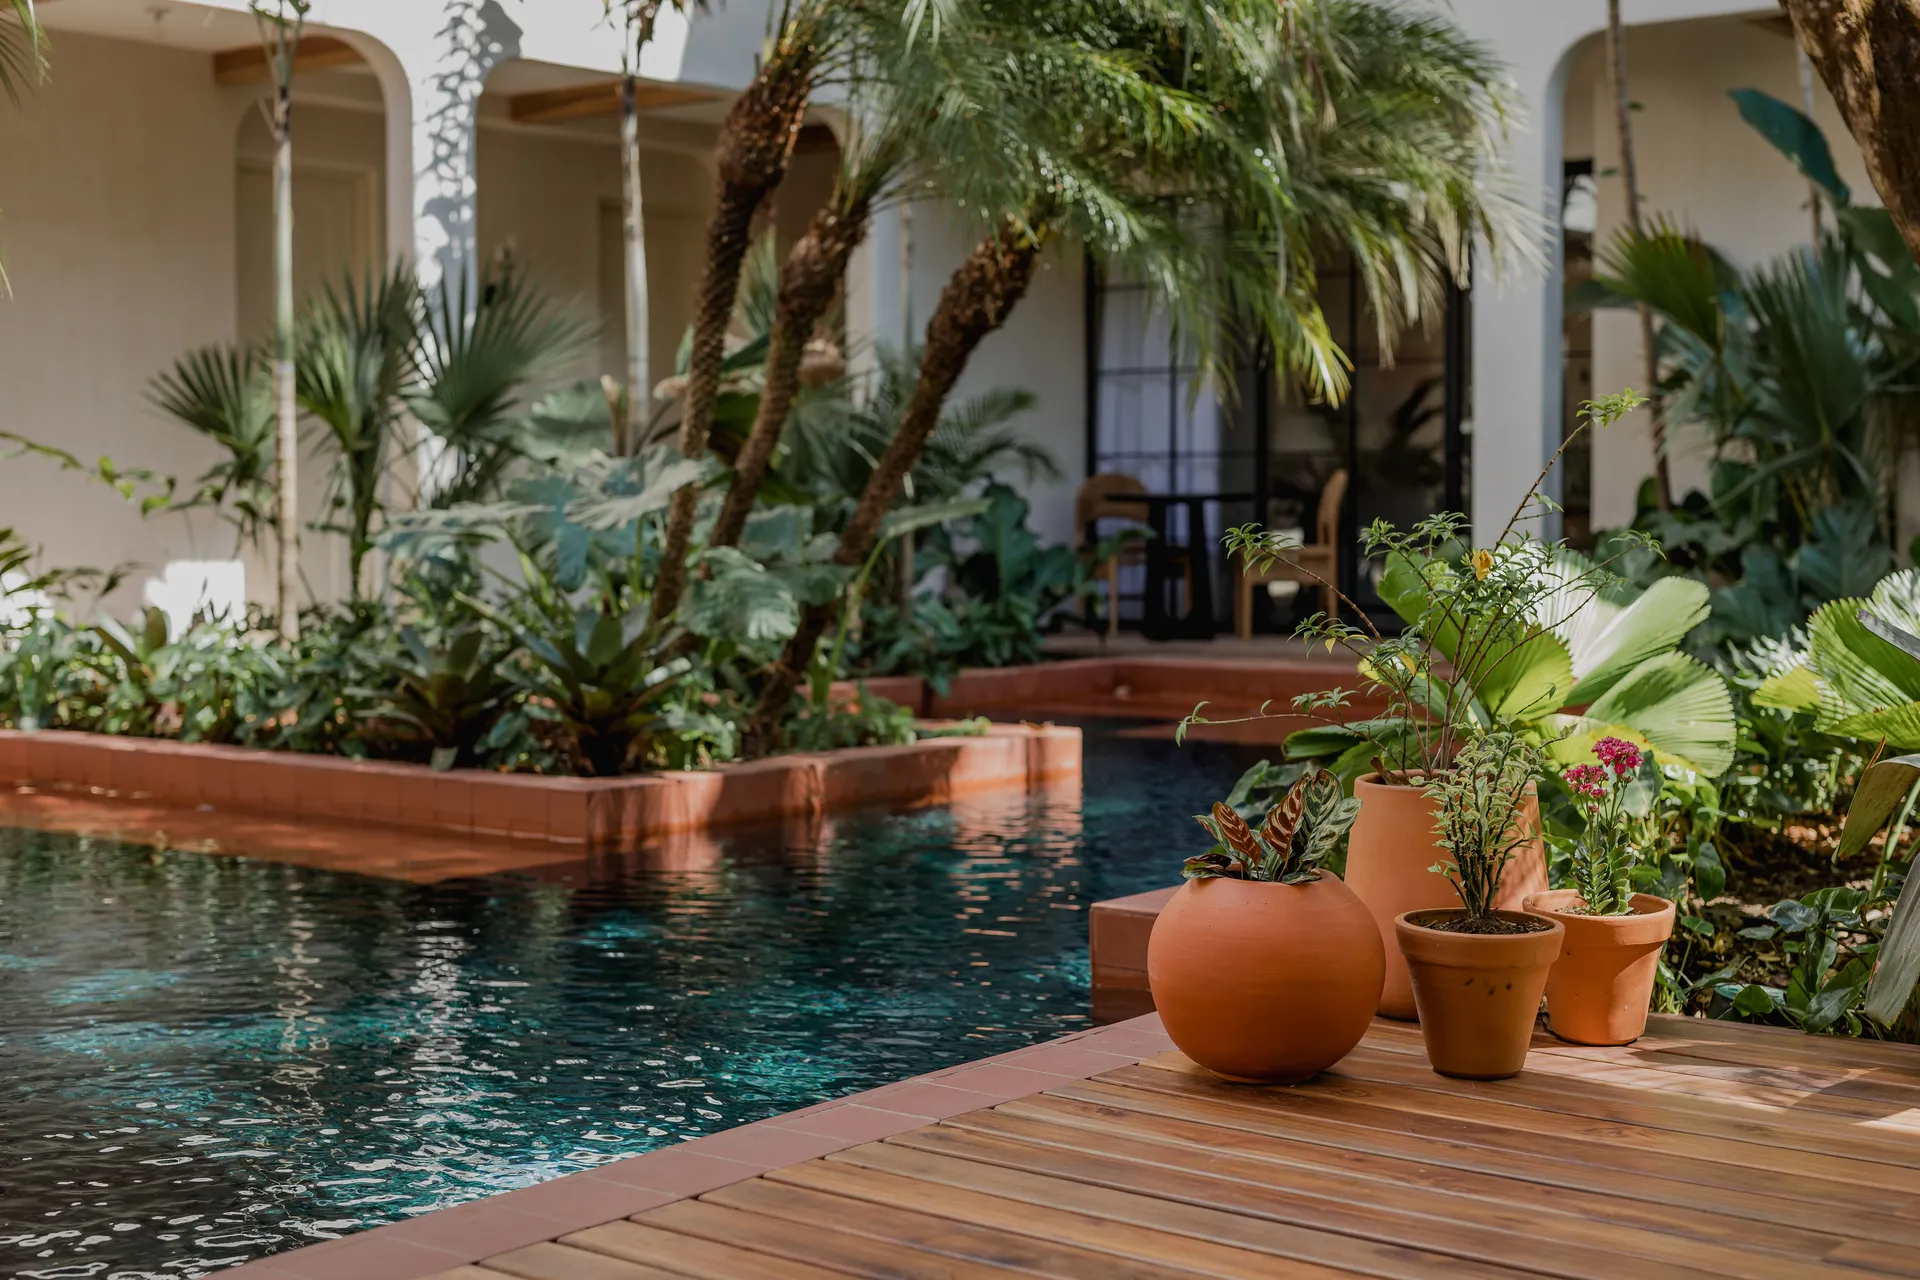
[0,727,1255,1278]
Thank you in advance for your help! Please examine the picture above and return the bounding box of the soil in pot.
[1348,774,1548,1018]
[1148,872,1384,1084]
[1523,889,1676,1046]
[1395,908,1563,1080]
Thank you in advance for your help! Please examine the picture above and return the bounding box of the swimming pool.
[0,727,1255,1279]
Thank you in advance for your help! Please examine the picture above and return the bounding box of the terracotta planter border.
[0,722,1080,849]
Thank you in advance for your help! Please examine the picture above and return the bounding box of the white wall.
[0,33,245,605]
[1578,14,1878,529]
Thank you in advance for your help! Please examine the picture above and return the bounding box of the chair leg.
[1105,557,1120,638]
[1235,575,1253,640]
[1325,576,1338,624]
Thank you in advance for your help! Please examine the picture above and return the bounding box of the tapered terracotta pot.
[1395,909,1563,1080]
[1148,872,1385,1084]
[1522,890,1675,1046]
[1346,775,1548,1018]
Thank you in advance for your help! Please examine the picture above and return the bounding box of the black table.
[1103,491,1261,641]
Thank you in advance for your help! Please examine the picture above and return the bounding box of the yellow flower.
[1472,548,1493,581]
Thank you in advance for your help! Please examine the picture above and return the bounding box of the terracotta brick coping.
[0,722,1079,850]
[836,654,1366,720]
[222,1014,1175,1280]
[1089,884,1179,1022]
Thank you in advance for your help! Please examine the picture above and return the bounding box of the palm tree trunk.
[651,28,815,621]
[708,198,871,549]
[619,71,650,458]
[267,8,305,639]
[1780,0,1920,263]
[1606,0,1672,512]
[745,218,1045,750]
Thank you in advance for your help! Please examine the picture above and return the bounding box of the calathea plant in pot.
[1525,737,1676,1044]
[1147,768,1383,1084]
[1396,730,1564,1079]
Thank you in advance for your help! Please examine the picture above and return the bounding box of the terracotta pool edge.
[0,722,1080,849]
[220,1013,1174,1280]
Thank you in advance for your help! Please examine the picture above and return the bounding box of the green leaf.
[879,497,993,542]
[1549,651,1735,777]
[1729,88,1850,205]
[1693,841,1726,902]
[681,547,800,644]
[1729,983,1780,1017]
[1751,662,1818,713]
[1558,574,1710,706]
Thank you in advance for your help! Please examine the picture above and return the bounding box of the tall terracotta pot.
[1148,872,1384,1084]
[1346,774,1548,1018]
[1395,908,1564,1079]
[1523,890,1675,1046]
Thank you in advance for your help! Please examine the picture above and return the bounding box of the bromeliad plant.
[1423,731,1551,929]
[1562,736,1649,916]
[1186,768,1361,884]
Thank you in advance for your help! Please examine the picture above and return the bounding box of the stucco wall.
[0,32,244,605]
[1576,14,1878,530]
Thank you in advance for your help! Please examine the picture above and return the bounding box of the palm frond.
[0,0,47,107]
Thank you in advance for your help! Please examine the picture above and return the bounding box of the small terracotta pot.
[1148,872,1385,1084]
[1395,909,1564,1080]
[1522,890,1675,1046]
[1347,775,1548,1018]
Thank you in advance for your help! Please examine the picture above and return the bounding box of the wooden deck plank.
[1320,1043,1920,1167]
[817,1141,1540,1279]
[635,1198,1027,1278]
[706,1177,1226,1279]
[560,1220,848,1280]
[770,1158,1375,1279]
[889,1114,1764,1280]
[1129,1056,1920,1206]
[1054,1077,1920,1251]
[1626,1014,1920,1076]
[939,1101,1878,1279]
[989,1092,1865,1264]
[484,1243,687,1280]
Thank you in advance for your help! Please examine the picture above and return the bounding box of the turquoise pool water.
[0,727,1254,1279]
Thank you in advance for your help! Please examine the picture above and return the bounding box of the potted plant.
[1395,731,1564,1079]
[1524,737,1676,1044]
[1187,390,1734,1019]
[1148,768,1383,1083]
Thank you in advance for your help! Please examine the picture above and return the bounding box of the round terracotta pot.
[1394,908,1564,1080]
[1522,890,1675,1046]
[1347,775,1548,1019]
[1148,872,1385,1084]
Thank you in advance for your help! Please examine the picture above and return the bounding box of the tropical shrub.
[1185,767,1359,884]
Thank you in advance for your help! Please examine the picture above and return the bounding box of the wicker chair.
[1076,473,1190,637]
[1234,469,1348,638]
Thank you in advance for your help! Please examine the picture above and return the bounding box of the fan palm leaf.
[148,344,277,551]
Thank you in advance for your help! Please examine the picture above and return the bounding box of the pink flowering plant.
[1564,736,1651,915]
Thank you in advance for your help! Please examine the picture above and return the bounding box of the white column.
[1470,55,1570,544]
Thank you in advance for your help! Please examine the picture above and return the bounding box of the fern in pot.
[1147,768,1385,1084]
[1395,731,1564,1079]
[1523,737,1676,1045]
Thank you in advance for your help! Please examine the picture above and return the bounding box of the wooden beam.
[508,81,712,125]
[213,35,364,87]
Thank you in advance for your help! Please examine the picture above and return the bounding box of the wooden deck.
[250,1012,1920,1280]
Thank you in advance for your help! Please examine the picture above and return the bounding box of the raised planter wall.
[0,724,1080,850]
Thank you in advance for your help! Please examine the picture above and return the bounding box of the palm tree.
[148,345,279,556]
[601,1,704,457]
[651,0,824,620]
[743,0,1534,745]
[1,0,48,293]
[1605,0,1671,511]
[250,0,313,636]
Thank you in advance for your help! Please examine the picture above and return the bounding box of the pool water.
[0,727,1256,1279]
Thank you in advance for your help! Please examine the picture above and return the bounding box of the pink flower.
[1563,763,1609,800]
[1594,736,1643,778]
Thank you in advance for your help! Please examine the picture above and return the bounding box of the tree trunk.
[619,72,649,458]
[270,25,302,640]
[708,198,871,550]
[1607,0,1672,512]
[1781,0,1920,264]
[745,219,1045,750]
[651,31,815,621]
